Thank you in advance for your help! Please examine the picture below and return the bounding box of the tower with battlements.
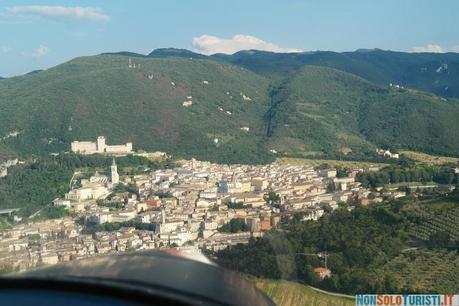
[97,136,106,153]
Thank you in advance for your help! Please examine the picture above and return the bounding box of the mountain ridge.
[0,55,274,164]
[8,48,459,100]
[1,51,459,163]
[148,48,207,59]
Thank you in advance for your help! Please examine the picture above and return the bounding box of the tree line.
[357,164,458,188]
[215,195,459,294]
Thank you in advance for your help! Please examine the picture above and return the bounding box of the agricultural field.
[385,182,438,189]
[276,157,388,170]
[404,201,459,242]
[379,249,459,294]
[254,279,355,306]
[401,151,459,165]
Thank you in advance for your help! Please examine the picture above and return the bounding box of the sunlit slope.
[255,279,354,306]
[0,55,273,163]
[267,65,459,157]
[1,55,459,163]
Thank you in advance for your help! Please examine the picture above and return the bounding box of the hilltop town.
[0,136,384,272]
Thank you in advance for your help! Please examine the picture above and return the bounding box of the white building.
[71,136,133,155]
[155,220,185,234]
[0,158,18,178]
[52,199,71,208]
[155,208,184,233]
[203,220,218,231]
[376,149,399,159]
[65,184,109,201]
[0,167,7,178]
[40,253,59,265]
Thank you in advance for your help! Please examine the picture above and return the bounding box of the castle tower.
[111,158,119,185]
[97,136,106,153]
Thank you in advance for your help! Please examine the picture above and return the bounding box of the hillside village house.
[314,267,332,280]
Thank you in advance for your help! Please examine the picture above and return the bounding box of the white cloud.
[34,45,49,58]
[412,44,444,53]
[192,34,302,55]
[412,44,459,53]
[7,6,111,22]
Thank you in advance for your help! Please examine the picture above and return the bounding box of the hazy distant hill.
[1,51,459,162]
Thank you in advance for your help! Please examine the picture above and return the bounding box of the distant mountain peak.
[148,48,207,59]
[101,51,146,58]
[354,48,384,53]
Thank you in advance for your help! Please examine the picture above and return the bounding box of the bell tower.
[111,158,119,185]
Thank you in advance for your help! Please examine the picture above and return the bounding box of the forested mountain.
[146,48,459,99]
[213,49,459,99]
[266,65,459,158]
[0,55,273,164]
[1,50,459,163]
[148,48,208,59]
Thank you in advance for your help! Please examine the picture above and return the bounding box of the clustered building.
[0,157,372,272]
[376,148,399,159]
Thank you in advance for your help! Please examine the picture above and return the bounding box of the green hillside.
[255,279,354,306]
[266,65,459,158]
[1,53,459,163]
[0,55,273,164]
[216,49,459,99]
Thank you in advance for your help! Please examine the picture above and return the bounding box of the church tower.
[111,158,119,185]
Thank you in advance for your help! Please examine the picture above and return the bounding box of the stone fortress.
[71,136,133,155]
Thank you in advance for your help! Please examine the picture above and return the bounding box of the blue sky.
[1,0,458,77]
